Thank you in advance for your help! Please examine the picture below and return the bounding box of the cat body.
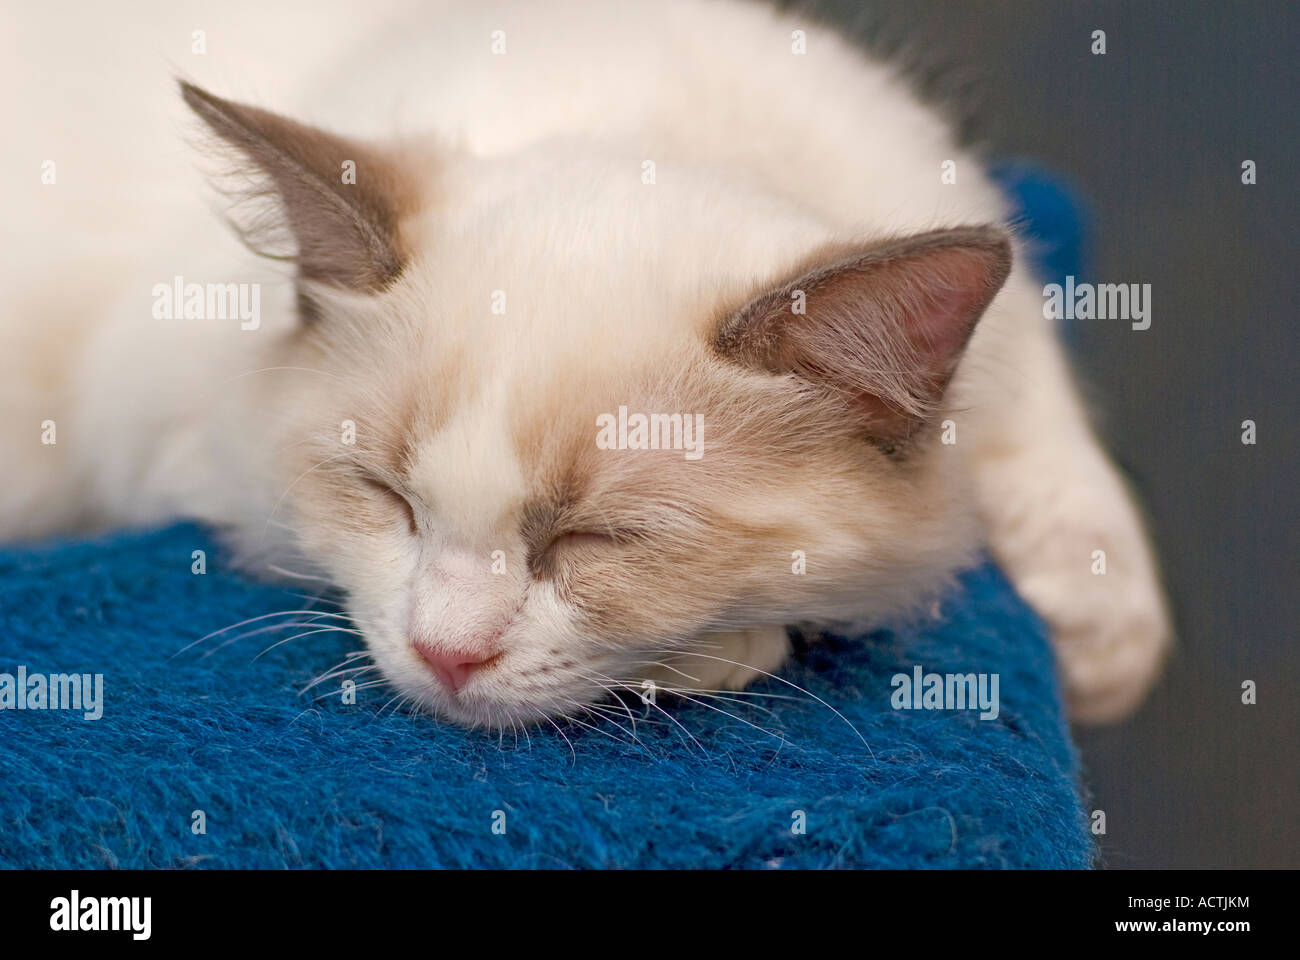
[1,0,1169,726]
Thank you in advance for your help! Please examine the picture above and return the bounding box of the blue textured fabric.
[0,164,1094,869]
[992,159,1093,343]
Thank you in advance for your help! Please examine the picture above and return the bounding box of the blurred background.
[798,0,1299,868]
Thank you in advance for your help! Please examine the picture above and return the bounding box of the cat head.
[183,82,1011,728]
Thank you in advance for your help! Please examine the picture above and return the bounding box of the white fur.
[2,0,1169,725]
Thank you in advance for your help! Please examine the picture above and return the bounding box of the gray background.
[799,0,1298,868]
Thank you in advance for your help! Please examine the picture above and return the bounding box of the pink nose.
[415,644,498,693]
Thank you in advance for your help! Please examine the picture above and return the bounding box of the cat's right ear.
[179,81,423,298]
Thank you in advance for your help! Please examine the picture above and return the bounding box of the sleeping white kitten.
[1,0,1170,728]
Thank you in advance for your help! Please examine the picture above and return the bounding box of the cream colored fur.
[1,0,1169,726]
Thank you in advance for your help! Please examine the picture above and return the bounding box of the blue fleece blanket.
[0,166,1094,869]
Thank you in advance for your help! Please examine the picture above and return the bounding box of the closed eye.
[531,529,633,578]
[362,476,419,535]
[543,531,622,555]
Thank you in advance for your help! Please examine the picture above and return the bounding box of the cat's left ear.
[180,81,421,296]
[713,226,1012,445]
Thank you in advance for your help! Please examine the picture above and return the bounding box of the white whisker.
[268,563,333,582]
[671,651,872,757]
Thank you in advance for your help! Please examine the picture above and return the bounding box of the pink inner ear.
[898,247,1006,364]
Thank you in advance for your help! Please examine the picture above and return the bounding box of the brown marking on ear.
[713,226,1012,443]
[180,80,426,294]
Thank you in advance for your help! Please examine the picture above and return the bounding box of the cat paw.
[1053,607,1171,724]
[975,437,1174,723]
[1013,548,1172,724]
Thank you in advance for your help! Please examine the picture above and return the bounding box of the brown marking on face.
[274,323,471,555]
[501,343,930,644]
